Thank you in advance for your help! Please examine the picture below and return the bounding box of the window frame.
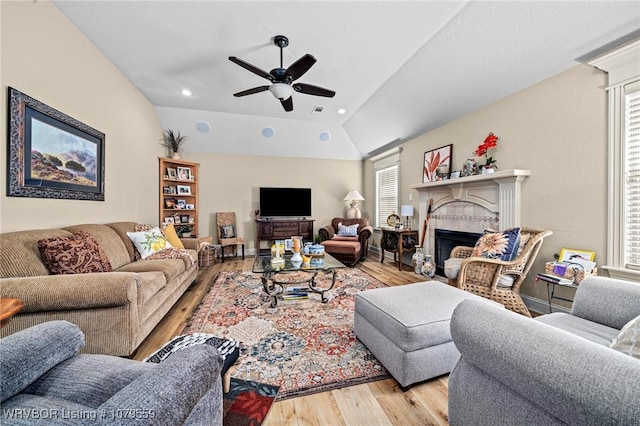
[373,152,400,229]
[589,40,640,281]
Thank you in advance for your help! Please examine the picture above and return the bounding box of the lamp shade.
[343,190,365,202]
[400,205,414,217]
[269,83,294,100]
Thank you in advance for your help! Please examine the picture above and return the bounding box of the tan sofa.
[0,222,199,356]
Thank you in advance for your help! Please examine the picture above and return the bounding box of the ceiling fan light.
[269,83,293,100]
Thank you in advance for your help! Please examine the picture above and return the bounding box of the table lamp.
[401,205,414,229]
[344,190,365,218]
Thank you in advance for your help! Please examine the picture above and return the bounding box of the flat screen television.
[259,187,312,218]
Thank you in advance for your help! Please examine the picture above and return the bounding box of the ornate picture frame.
[7,87,105,201]
[423,144,452,183]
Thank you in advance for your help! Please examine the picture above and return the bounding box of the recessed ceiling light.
[196,121,211,134]
[180,88,193,97]
[262,127,275,138]
[337,108,347,115]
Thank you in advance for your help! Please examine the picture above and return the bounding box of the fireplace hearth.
[434,229,481,276]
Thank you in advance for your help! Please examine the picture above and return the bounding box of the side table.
[380,228,419,271]
[535,274,579,313]
[0,298,24,328]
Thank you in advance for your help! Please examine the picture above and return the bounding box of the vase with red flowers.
[474,132,500,174]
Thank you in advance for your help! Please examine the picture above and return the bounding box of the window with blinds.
[375,164,398,228]
[625,85,640,269]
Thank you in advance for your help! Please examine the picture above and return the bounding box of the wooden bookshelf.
[159,158,200,237]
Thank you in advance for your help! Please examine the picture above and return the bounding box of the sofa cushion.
[63,224,131,270]
[135,271,167,306]
[471,228,521,261]
[38,231,113,275]
[0,229,73,278]
[115,258,187,284]
[126,227,174,259]
[535,313,620,346]
[337,222,359,236]
[610,315,640,359]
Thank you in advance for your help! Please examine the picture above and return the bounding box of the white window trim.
[372,151,400,229]
[589,39,640,281]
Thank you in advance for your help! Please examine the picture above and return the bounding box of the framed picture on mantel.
[423,144,452,183]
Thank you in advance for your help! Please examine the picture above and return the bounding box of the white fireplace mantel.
[408,169,531,232]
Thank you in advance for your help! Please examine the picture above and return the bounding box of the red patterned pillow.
[38,231,112,275]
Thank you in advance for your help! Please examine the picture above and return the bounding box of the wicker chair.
[216,212,245,263]
[448,228,552,317]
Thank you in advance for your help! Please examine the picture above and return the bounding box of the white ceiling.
[52,1,640,160]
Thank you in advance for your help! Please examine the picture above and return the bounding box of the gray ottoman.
[354,281,499,388]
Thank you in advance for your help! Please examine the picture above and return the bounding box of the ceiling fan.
[229,35,335,112]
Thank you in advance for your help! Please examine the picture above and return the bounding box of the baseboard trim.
[521,295,571,315]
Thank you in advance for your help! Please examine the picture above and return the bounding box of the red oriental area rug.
[184,269,390,400]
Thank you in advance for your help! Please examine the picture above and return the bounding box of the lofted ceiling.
[52,1,640,160]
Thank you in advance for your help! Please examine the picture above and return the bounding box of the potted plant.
[175,224,192,238]
[161,129,188,159]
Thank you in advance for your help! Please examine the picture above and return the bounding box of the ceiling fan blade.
[280,96,293,112]
[285,54,316,81]
[293,83,335,98]
[229,56,274,81]
[233,86,270,97]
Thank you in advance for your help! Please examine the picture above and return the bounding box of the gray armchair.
[1,321,223,425]
[448,276,640,425]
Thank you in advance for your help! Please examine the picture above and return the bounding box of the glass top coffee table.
[253,253,345,307]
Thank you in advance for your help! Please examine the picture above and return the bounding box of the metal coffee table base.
[261,269,338,307]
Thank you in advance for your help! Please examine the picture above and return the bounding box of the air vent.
[312,106,324,113]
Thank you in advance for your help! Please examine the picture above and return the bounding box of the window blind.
[625,83,640,269]
[375,164,398,228]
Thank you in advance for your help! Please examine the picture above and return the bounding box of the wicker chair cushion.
[471,228,521,261]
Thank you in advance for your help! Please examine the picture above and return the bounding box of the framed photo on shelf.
[166,167,177,180]
[168,186,177,194]
[185,204,194,210]
[164,217,175,224]
[176,185,191,195]
[449,170,461,179]
[423,144,452,183]
[163,186,172,194]
[164,198,176,209]
[177,166,191,181]
[176,199,187,209]
[180,215,190,224]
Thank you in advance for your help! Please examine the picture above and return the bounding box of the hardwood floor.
[133,252,450,425]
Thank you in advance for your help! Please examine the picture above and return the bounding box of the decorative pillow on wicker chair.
[471,228,521,261]
[126,227,173,259]
[38,231,112,274]
[610,315,640,359]
[220,224,236,239]
[337,222,359,236]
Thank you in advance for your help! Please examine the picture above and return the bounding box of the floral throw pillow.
[471,228,521,261]
[337,222,359,237]
[610,315,640,359]
[126,227,173,259]
[38,231,112,275]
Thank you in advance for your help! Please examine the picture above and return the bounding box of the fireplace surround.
[409,170,530,266]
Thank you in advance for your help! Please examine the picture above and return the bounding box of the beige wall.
[0,1,363,244]
[180,152,363,250]
[365,64,608,303]
[0,1,165,232]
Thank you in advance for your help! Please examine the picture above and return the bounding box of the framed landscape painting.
[423,144,452,182]
[7,87,105,201]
